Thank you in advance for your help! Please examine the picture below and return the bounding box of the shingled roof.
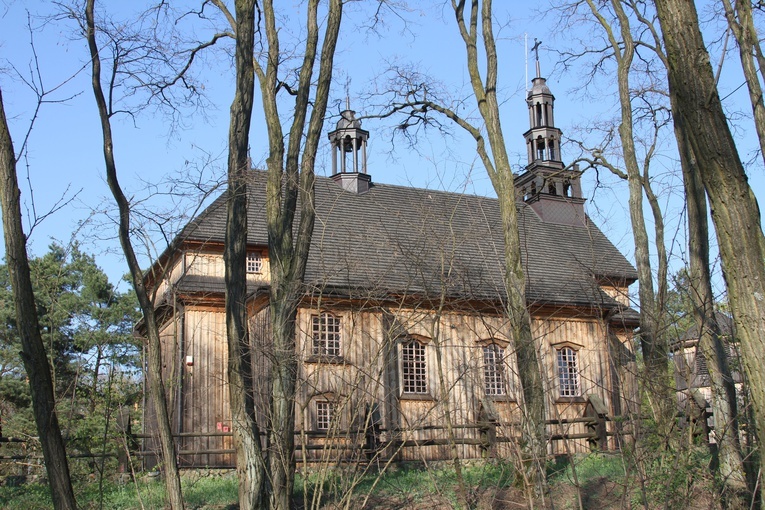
[178,170,637,309]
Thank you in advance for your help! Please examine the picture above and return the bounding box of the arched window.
[548,180,557,196]
[312,312,341,356]
[536,137,546,160]
[563,180,571,197]
[535,103,543,127]
[549,140,556,160]
[400,338,428,395]
[556,346,581,397]
[483,344,506,396]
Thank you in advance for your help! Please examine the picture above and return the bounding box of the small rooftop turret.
[328,99,371,193]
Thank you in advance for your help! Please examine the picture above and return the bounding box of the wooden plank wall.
[142,317,181,469]
[147,300,630,467]
[292,307,624,461]
[296,306,386,463]
[184,250,270,286]
[250,307,273,435]
[534,317,612,454]
[181,308,233,467]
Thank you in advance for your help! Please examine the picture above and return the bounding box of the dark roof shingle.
[179,171,637,307]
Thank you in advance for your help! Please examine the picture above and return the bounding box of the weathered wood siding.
[600,285,631,306]
[180,308,233,467]
[152,255,183,301]
[293,307,520,461]
[250,307,273,433]
[142,316,181,469]
[184,250,270,286]
[290,306,628,461]
[147,297,632,466]
[535,317,614,453]
[154,249,271,300]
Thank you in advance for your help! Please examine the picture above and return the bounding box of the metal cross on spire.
[531,38,542,61]
[531,38,542,78]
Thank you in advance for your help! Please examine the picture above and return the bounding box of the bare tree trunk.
[0,89,77,510]
[721,0,765,165]
[84,2,184,508]
[221,1,267,508]
[584,0,669,407]
[677,124,748,494]
[655,3,765,507]
[248,1,343,507]
[451,1,546,497]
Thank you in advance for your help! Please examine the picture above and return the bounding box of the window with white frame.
[483,344,506,396]
[312,313,341,357]
[556,346,581,397]
[246,252,263,274]
[401,338,428,395]
[315,400,334,431]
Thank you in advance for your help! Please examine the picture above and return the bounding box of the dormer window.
[246,252,263,274]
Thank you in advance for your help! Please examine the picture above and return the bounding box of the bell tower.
[328,100,371,194]
[515,41,586,226]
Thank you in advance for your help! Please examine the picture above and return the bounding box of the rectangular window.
[312,313,341,356]
[557,347,581,397]
[401,340,428,394]
[246,252,263,274]
[316,401,333,431]
[483,344,506,396]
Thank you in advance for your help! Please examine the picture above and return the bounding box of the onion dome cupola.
[328,100,371,194]
[515,40,586,226]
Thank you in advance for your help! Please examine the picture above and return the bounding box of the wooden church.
[142,68,640,468]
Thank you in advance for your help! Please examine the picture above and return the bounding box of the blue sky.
[0,0,763,301]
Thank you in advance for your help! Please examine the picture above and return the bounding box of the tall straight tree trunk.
[676,123,747,493]
[497,172,546,497]
[585,0,669,406]
[210,1,342,506]
[655,3,765,506]
[84,2,184,508]
[449,1,547,497]
[260,2,343,506]
[222,1,267,508]
[0,90,77,510]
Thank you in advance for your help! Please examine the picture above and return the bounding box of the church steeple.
[524,40,563,169]
[515,42,586,226]
[328,99,372,193]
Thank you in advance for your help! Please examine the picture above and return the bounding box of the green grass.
[548,452,626,485]
[294,460,515,508]
[0,462,513,509]
[0,473,239,509]
[1,453,714,509]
